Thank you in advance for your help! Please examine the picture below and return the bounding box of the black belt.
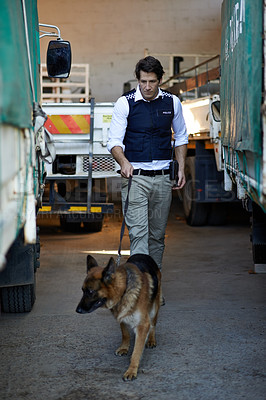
[132,169,170,177]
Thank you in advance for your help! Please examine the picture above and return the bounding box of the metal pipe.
[39,23,61,40]
[87,99,95,213]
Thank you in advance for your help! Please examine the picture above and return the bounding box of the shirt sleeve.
[107,96,129,153]
[172,95,189,147]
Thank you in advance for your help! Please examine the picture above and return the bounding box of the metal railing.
[41,63,90,103]
[161,55,220,99]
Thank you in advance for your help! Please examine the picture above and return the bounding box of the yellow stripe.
[90,207,102,213]
[72,115,90,133]
[69,206,102,212]
[69,206,87,212]
[50,115,71,134]
[39,206,51,212]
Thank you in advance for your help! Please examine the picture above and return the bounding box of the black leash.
[117,175,132,266]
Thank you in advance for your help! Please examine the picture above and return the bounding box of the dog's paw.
[122,367,137,381]
[115,347,129,356]
[146,339,157,348]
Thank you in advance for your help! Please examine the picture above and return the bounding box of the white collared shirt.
[107,85,188,170]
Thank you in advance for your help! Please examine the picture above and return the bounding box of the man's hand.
[172,169,186,190]
[111,146,133,178]
[173,144,187,190]
[120,159,134,178]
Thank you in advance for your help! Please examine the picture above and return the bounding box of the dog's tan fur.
[76,254,161,381]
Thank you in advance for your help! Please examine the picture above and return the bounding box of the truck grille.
[82,156,116,172]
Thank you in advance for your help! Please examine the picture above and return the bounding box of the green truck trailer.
[0,0,71,312]
[219,0,266,272]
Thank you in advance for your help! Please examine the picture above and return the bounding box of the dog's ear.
[87,255,98,272]
[102,257,116,285]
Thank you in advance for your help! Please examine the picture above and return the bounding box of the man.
[107,56,188,270]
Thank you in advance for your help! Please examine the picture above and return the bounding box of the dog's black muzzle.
[76,296,107,314]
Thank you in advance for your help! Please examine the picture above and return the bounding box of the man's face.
[138,71,161,101]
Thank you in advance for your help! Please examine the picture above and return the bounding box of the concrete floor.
[0,200,265,400]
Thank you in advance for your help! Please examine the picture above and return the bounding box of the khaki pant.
[121,174,172,269]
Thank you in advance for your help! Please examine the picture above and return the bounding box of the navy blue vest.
[123,89,174,162]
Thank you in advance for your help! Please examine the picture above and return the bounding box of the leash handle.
[117,175,132,265]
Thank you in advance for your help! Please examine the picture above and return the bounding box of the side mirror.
[211,100,221,122]
[46,40,71,78]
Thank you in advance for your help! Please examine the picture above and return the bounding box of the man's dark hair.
[135,56,165,81]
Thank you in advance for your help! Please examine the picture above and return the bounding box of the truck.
[218,0,266,272]
[180,92,236,226]
[39,101,117,232]
[161,55,237,226]
[165,0,266,271]
[0,0,71,312]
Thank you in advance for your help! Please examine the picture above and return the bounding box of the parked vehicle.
[40,102,117,232]
[0,0,71,312]
[181,93,236,226]
[218,0,266,272]
[165,55,237,226]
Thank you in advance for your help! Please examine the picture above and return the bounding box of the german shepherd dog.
[76,253,162,381]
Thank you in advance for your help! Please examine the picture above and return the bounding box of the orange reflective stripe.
[44,115,90,134]
[45,117,60,134]
[60,115,81,133]
[51,115,71,133]
[72,115,90,133]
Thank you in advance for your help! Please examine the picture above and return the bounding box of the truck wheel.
[183,157,209,226]
[0,228,38,313]
[1,283,35,313]
[60,216,81,232]
[84,218,103,233]
[207,203,227,225]
[251,202,266,264]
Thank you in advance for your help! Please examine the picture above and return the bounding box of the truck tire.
[60,216,81,232]
[207,203,227,225]
[0,228,39,313]
[251,202,266,264]
[84,219,103,233]
[183,157,209,226]
[1,283,35,313]
[60,214,103,232]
